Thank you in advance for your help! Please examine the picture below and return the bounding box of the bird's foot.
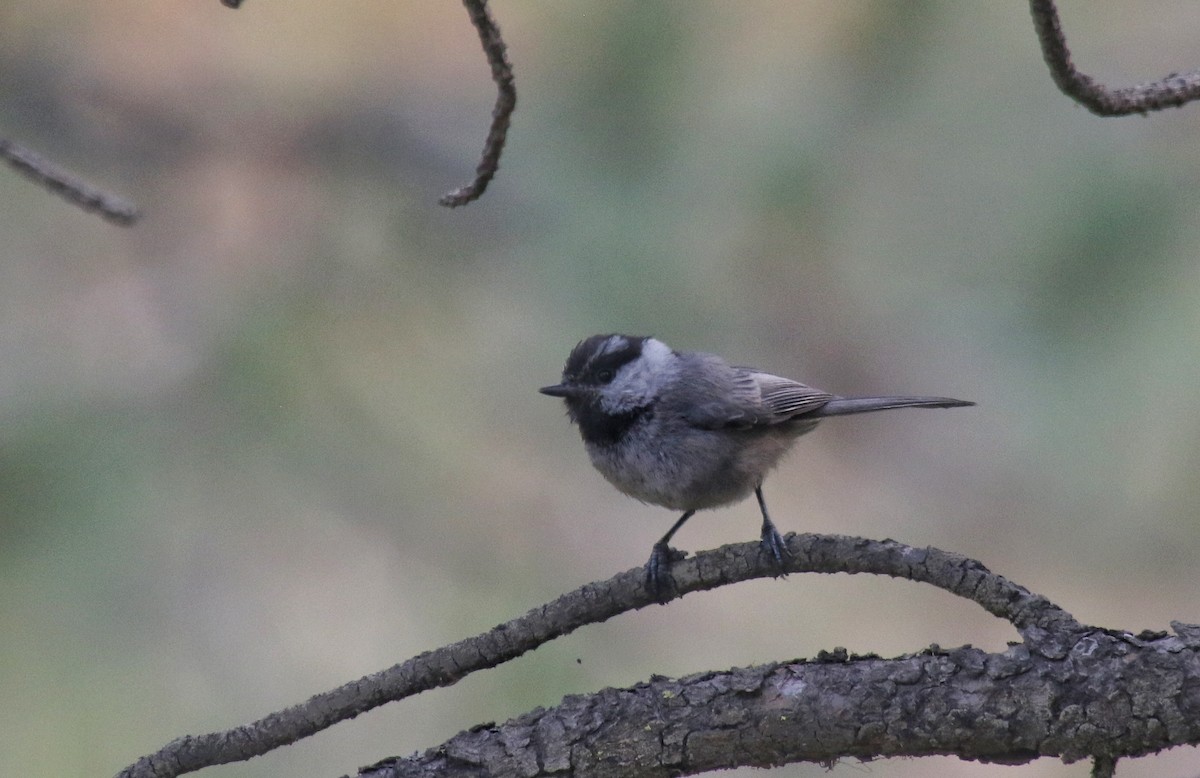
[760,520,790,577]
[646,542,687,602]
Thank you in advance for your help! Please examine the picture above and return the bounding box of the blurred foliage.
[2,2,1200,777]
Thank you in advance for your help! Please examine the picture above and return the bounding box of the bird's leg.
[646,510,694,601]
[755,485,790,576]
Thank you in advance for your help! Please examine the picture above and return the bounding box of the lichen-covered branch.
[364,625,1200,778]
[113,534,1082,778]
[438,0,516,208]
[1030,0,1200,115]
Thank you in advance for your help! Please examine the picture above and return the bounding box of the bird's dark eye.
[596,369,614,384]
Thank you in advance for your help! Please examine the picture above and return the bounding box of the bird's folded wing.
[683,368,833,429]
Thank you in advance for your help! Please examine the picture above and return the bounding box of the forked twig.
[114,533,1082,778]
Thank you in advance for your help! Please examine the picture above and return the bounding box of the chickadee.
[540,334,974,600]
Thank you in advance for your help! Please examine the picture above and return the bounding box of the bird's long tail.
[813,396,974,417]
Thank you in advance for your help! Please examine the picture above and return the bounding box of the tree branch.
[114,534,1082,778]
[438,0,516,208]
[361,624,1200,778]
[1029,0,1200,115]
[0,137,140,225]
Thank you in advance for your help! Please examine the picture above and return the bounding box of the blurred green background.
[2,2,1199,776]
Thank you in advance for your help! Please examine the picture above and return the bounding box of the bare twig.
[0,138,139,225]
[1030,0,1200,115]
[438,0,516,208]
[114,534,1083,778]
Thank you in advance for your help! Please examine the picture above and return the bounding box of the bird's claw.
[646,542,687,602]
[760,521,790,577]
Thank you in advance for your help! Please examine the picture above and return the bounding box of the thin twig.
[1029,0,1200,115]
[0,138,139,225]
[439,0,516,207]
[113,534,1082,778]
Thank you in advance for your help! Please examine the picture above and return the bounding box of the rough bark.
[362,625,1200,778]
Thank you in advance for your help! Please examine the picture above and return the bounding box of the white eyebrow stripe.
[597,335,629,357]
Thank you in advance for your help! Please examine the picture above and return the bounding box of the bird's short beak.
[539,383,580,398]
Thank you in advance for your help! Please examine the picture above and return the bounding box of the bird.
[540,334,974,600]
